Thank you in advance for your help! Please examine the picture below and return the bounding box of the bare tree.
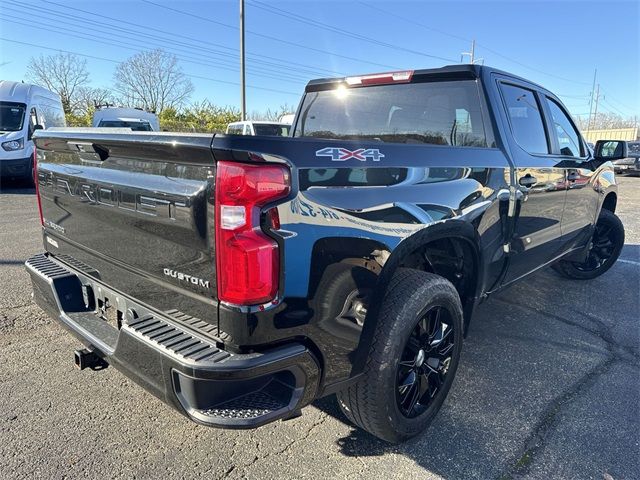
[113,49,193,112]
[26,53,90,114]
[249,103,296,121]
[576,112,638,131]
[75,86,115,117]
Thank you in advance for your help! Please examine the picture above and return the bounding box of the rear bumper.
[25,253,320,428]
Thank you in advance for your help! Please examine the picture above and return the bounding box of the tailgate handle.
[67,142,110,162]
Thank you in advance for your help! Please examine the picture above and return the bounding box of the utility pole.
[240,0,246,121]
[461,40,475,64]
[592,83,601,130]
[587,68,597,133]
[461,40,483,65]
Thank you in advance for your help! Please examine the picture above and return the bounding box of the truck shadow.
[313,244,639,478]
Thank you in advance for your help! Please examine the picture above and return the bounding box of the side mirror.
[29,124,44,140]
[594,140,628,161]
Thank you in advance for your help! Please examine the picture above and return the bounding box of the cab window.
[500,83,549,155]
[545,97,583,157]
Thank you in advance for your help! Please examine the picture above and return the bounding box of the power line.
[141,0,402,71]
[0,37,302,97]
[5,7,309,82]
[41,0,340,77]
[247,0,459,63]
[601,98,629,117]
[358,1,591,86]
[18,0,328,80]
[5,13,309,87]
[599,88,638,115]
[359,1,470,43]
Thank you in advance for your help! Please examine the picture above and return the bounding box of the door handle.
[518,174,537,188]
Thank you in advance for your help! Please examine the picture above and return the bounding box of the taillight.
[215,161,290,305]
[33,148,44,226]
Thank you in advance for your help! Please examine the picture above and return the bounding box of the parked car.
[226,120,290,136]
[27,65,625,443]
[612,141,640,175]
[92,106,159,131]
[0,80,65,184]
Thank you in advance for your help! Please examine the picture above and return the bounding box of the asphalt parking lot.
[1,177,638,480]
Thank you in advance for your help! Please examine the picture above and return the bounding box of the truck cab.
[226,120,291,137]
[92,106,159,131]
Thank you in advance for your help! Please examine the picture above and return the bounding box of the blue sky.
[0,0,638,119]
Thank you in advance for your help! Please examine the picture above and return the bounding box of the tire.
[553,209,624,280]
[337,268,464,443]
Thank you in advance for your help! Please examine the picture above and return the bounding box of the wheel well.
[396,237,478,327]
[309,235,480,332]
[602,192,617,213]
[309,237,388,298]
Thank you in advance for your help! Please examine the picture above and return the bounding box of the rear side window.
[545,97,582,157]
[227,125,244,135]
[500,84,548,154]
[294,80,489,147]
[99,120,152,131]
[253,124,290,136]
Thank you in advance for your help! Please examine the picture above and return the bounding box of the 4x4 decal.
[315,147,385,162]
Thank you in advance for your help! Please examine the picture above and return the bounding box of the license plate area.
[93,287,125,330]
[98,296,123,330]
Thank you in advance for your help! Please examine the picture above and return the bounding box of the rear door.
[496,79,567,283]
[540,95,598,250]
[34,131,219,329]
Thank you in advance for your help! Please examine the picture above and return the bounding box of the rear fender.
[350,219,482,378]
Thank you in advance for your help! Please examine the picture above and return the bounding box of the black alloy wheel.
[396,305,455,418]
[337,269,464,443]
[553,209,624,280]
[573,221,616,271]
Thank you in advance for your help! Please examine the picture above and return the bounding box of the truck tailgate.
[33,130,219,331]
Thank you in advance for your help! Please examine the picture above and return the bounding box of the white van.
[226,121,290,137]
[92,107,160,131]
[0,80,65,183]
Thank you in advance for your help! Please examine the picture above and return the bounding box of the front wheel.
[337,268,464,443]
[553,209,624,280]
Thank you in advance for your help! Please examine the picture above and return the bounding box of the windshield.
[0,102,26,132]
[294,80,488,147]
[253,123,290,136]
[99,120,153,131]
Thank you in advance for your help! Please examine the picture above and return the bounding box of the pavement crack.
[2,302,33,312]
[494,299,635,478]
[275,412,330,456]
[500,356,617,479]
[225,412,330,478]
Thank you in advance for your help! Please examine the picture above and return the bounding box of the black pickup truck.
[27,65,626,443]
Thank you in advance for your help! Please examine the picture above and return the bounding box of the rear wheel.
[553,209,624,280]
[337,268,463,443]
